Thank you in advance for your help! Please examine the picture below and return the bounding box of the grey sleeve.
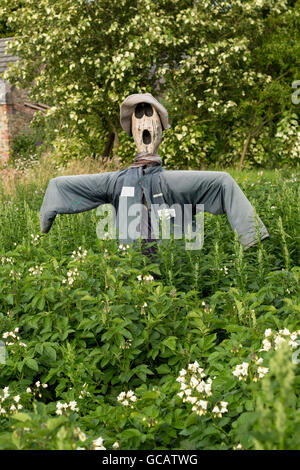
[162,170,223,208]
[39,173,113,233]
[162,170,269,248]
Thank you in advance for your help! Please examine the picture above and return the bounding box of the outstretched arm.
[161,170,269,249]
[39,173,114,233]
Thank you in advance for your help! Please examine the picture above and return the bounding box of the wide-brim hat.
[120,93,170,136]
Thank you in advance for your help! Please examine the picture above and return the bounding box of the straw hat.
[120,93,170,136]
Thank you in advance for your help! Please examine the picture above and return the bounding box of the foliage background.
[0,0,299,169]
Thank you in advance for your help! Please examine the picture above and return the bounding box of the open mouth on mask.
[143,129,151,145]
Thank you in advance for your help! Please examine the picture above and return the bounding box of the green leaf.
[5,294,14,305]
[38,296,45,311]
[46,416,66,431]
[133,364,154,382]
[156,364,171,374]
[140,391,160,400]
[44,345,57,362]
[11,413,31,422]
[11,431,21,449]
[162,336,177,351]
[120,428,143,439]
[245,400,254,411]
[24,358,39,372]
[81,295,95,301]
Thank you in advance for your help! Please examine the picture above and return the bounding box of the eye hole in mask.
[134,102,154,118]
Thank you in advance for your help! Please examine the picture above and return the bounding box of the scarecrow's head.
[120,93,170,155]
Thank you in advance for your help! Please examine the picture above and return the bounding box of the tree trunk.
[102,132,115,159]
[112,125,119,157]
[239,133,252,171]
[238,111,283,170]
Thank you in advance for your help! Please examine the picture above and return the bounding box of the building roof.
[0,37,18,75]
[0,37,49,110]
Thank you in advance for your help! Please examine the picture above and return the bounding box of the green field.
[0,163,299,450]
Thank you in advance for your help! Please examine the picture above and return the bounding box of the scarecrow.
[39,93,269,251]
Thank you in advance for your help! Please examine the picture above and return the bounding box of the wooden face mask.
[131,102,163,154]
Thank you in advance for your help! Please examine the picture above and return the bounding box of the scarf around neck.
[129,152,162,168]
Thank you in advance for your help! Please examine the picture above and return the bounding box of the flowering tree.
[158,0,300,168]
[0,0,299,167]
[1,0,178,157]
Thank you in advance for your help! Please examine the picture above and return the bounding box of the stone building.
[0,37,48,164]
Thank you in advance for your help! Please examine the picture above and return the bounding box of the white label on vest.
[120,186,135,197]
[158,208,176,220]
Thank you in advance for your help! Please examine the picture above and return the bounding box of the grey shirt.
[39,165,269,248]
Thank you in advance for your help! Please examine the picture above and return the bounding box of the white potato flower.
[264,328,272,337]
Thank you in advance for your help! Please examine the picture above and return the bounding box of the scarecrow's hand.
[39,173,112,233]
